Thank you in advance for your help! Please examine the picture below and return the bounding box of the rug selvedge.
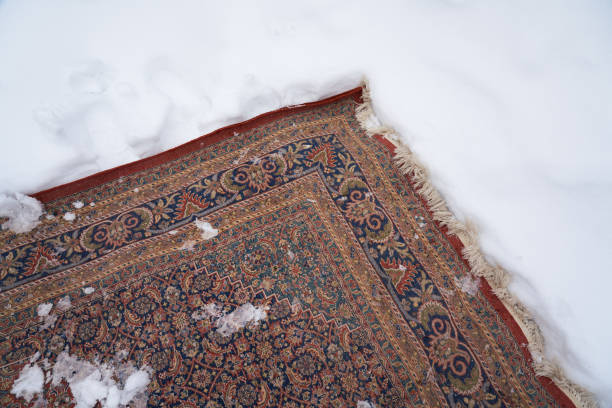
[0,91,573,407]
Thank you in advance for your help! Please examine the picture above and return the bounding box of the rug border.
[358,82,593,408]
[373,134,579,408]
[31,88,363,203]
[28,84,588,407]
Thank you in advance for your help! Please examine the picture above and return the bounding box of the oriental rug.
[0,86,583,407]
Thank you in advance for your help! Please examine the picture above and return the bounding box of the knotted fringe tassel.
[355,79,598,408]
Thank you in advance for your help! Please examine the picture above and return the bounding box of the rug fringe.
[355,79,598,408]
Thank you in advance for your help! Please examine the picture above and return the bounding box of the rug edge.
[356,79,598,408]
[30,86,364,204]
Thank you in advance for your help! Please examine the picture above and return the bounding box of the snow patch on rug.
[179,239,196,251]
[454,274,480,297]
[37,303,53,317]
[194,219,218,240]
[215,303,268,336]
[56,295,72,312]
[192,302,268,337]
[0,193,43,233]
[63,212,76,222]
[49,351,151,408]
[11,362,44,403]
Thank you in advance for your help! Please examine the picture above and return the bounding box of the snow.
[454,275,480,297]
[36,303,53,317]
[82,287,95,295]
[0,192,42,233]
[191,302,223,321]
[192,302,268,336]
[194,219,218,240]
[216,303,268,337]
[56,295,72,312]
[37,302,58,330]
[11,363,44,403]
[119,369,151,406]
[51,351,150,408]
[0,0,611,403]
[39,313,58,331]
[72,200,84,209]
[63,212,76,221]
[178,239,196,251]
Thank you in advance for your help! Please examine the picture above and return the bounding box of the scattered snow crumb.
[40,314,58,331]
[133,188,139,192]
[37,303,53,317]
[192,302,268,336]
[168,230,178,235]
[194,219,218,240]
[215,303,268,337]
[306,198,316,203]
[454,275,480,296]
[191,302,223,321]
[11,363,44,403]
[0,192,43,233]
[89,202,95,207]
[63,212,76,221]
[179,240,196,251]
[45,213,55,220]
[56,295,72,312]
[72,201,84,209]
[357,401,377,408]
[82,287,95,295]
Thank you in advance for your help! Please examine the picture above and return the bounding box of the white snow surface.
[0,0,611,403]
[0,192,42,233]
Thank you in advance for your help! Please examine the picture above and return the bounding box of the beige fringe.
[355,79,598,408]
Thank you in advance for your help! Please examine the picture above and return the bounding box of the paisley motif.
[80,207,153,252]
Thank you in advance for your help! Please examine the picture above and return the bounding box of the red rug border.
[30,86,576,407]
